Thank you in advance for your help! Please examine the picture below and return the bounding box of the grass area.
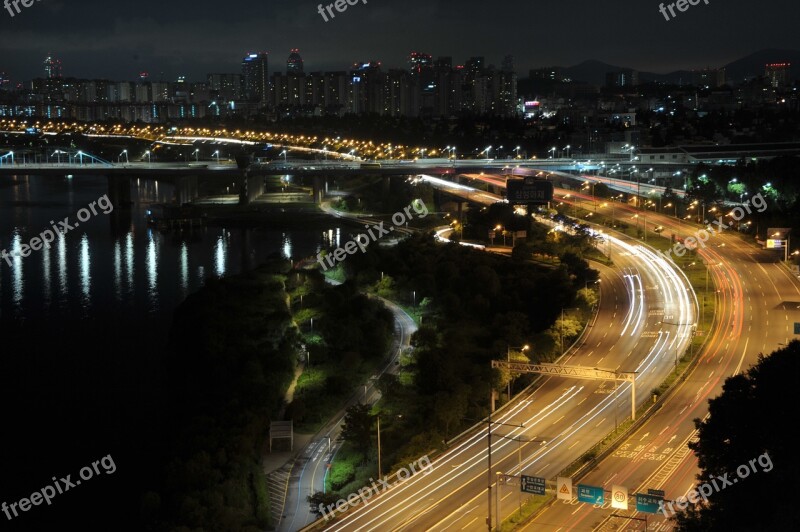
[322,264,347,284]
[499,494,552,531]
[326,444,366,492]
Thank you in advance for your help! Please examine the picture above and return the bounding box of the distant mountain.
[562,60,623,85]
[550,49,800,86]
[722,49,800,84]
[561,59,691,85]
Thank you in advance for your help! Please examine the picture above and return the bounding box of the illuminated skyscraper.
[44,54,62,79]
[765,63,791,88]
[242,52,269,103]
[287,49,304,74]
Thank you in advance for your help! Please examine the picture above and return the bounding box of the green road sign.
[636,493,663,514]
[577,484,604,505]
[794,322,800,334]
[521,475,546,495]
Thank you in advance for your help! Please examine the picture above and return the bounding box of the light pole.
[506,344,530,399]
[213,150,220,163]
[549,147,556,159]
[194,148,199,161]
[377,414,381,478]
[514,146,521,159]
[484,394,524,532]
[495,471,502,530]
[145,150,151,164]
[122,150,128,164]
[565,145,571,159]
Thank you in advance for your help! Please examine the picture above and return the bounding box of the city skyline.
[1,0,799,82]
[2,47,798,87]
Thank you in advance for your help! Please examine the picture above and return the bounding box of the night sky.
[1,0,799,83]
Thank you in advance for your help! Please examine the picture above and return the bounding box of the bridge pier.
[312,176,323,204]
[242,173,265,205]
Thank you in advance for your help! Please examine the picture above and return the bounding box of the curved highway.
[524,192,800,532]
[311,184,695,531]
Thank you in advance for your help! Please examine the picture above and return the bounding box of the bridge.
[0,148,692,207]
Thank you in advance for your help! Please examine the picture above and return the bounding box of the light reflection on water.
[0,175,344,322]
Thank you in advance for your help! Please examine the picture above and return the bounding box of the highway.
[306,182,696,531]
[522,192,800,531]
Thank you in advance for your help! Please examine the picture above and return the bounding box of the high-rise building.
[605,69,639,88]
[765,63,791,88]
[501,55,515,73]
[242,52,269,103]
[409,52,434,116]
[529,67,564,82]
[287,49,304,74]
[349,62,383,115]
[0,72,10,91]
[207,73,242,101]
[44,55,62,79]
[691,67,726,88]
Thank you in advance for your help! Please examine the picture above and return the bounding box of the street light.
[514,146,521,159]
[281,149,288,162]
[145,150,151,164]
[549,147,556,159]
[506,345,530,399]
[213,150,220,163]
[565,145,571,158]
[194,148,200,162]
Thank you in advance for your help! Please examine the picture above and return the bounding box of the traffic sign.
[577,484,604,505]
[520,475,546,495]
[636,493,664,514]
[556,477,573,500]
[794,322,800,335]
[506,178,554,205]
[611,484,628,510]
[647,488,665,497]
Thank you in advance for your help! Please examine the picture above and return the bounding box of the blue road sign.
[636,493,664,514]
[647,488,665,497]
[577,484,604,505]
[521,475,546,495]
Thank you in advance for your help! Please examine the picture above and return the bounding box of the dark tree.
[676,340,800,530]
[340,403,373,456]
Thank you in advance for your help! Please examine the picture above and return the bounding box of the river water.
[0,174,344,529]
[0,174,342,321]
